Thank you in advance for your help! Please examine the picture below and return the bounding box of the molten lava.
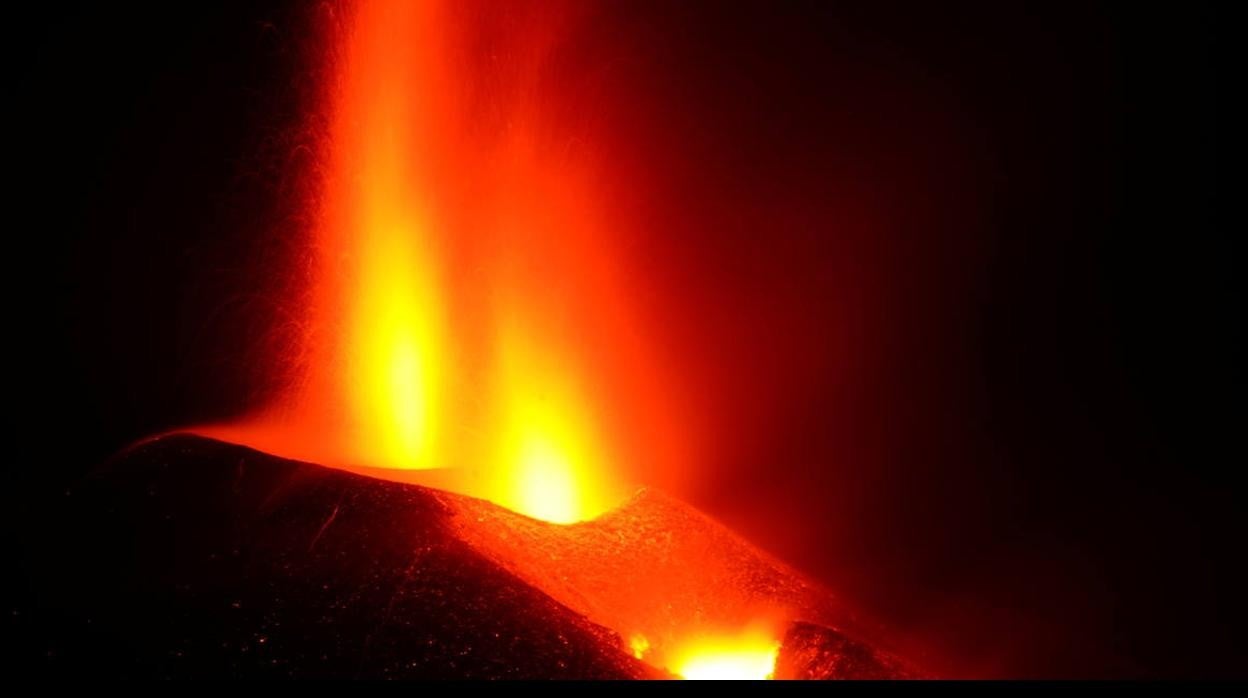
[671,633,782,680]
[442,486,857,679]
[199,0,682,524]
[187,0,866,679]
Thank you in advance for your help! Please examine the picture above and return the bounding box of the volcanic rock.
[25,434,914,679]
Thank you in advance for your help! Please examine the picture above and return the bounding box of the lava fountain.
[182,0,910,680]
[199,0,683,525]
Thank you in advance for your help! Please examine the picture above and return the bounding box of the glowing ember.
[629,634,651,661]
[670,632,781,680]
[197,0,683,524]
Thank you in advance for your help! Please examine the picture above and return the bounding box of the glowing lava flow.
[635,630,781,680]
[441,487,843,681]
[198,0,683,524]
[671,635,781,680]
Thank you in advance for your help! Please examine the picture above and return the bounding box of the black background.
[6,1,1238,678]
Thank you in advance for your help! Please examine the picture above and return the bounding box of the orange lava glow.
[197,0,684,524]
[670,632,781,680]
[631,630,780,680]
[444,487,844,680]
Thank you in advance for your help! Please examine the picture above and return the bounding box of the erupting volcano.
[14,0,1233,682]
[64,0,915,680]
